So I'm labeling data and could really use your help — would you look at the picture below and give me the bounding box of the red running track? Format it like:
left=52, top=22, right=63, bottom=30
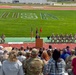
left=0, top=43, right=76, bottom=50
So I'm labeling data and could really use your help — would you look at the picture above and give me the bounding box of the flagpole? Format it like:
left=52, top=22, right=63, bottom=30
left=40, top=27, right=42, bottom=38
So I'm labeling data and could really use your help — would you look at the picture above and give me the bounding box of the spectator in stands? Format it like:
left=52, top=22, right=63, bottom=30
left=25, top=52, right=31, bottom=60
left=66, top=46, right=71, bottom=55
left=25, top=46, right=30, bottom=52
left=23, top=48, right=44, bottom=75
left=66, top=49, right=76, bottom=63
left=38, top=48, right=43, bottom=58
left=2, top=50, right=9, bottom=62
left=41, top=50, right=50, bottom=64
left=47, top=49, right=52, bottom=58
left=0, top=46, right=4, bottom=63
left=65, top=50, right=76, bottom=75
left=60, top=49, right=70, bottom=60
left=43, top=49, right=52, bottom=75
left=0, top=61, right=2, bottom=75
left=2, top=50, right=24, bottom=75
left=0, top=46, right=4, bottom=54
left=72, top=57, right=76, bottom=75
left=22, top=51, right=31, bottom=74
left=17, top=51, right=26, bottom=62
left=47, top=45, right=53, bottom=58
left=29, top=47, right=32, bottom=52
left=60, top=49, right=64, bottom=55
left=48, top=45, right=52, bottom=51
left=20, top=46, right=25, bottom=51
left=44, top=49, right=66, bottom=75
left=74, top=47, right=76, bottom=55
left=12, top=47, right=18, bottom=51
left=0, top=54, right=3, bottom=63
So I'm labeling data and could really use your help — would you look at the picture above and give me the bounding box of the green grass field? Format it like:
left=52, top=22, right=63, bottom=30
left=0, top=9, right=76, bottom=37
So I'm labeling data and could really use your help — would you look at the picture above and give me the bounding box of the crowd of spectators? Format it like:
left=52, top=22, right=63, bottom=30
left=0, top=45, right=76, bottom=75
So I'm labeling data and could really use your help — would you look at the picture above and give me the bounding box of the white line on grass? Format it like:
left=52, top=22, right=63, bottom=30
left=21, top=13, right=38, bottom=19
left=40, top=13, right=48, bottom=20
left=44, top=13, right=48, bottom=20
left=6, top=12, right=10, bottom=18
left=12, top=12, right=15, bottom=18
left=17, top=13, right=19, bottom=18
left=0, top=12, right=6, bottom=18
left=40, top=13, right=43, bottom=20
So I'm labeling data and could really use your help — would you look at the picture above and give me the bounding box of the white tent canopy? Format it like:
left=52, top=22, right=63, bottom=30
left=0, top=0, right=47, bottom=4
left=0, top=0, right=12, bottom=3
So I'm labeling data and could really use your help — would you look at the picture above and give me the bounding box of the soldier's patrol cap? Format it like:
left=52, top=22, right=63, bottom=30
left=26, top=51, right=31, bottom=56
left=31, top=48, right=39, bottom=55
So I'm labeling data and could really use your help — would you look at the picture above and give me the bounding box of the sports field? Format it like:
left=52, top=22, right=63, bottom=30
left=0, top=9, right=76, bottom=37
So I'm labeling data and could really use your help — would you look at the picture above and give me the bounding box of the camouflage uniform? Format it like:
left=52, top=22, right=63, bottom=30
left=24, top=49, right=44, bottom=75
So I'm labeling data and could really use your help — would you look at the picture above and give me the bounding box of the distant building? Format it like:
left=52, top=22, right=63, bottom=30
left=57, top=0, right=76, bottom=2
left=13, top=0, right=19, bottom=3
left=0, top=0, right=76, bottom=4
left=72, top=0, right=76, bottom=1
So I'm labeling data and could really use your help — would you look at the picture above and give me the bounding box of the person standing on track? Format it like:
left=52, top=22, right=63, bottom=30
left=1, top=34, right=5, bottom=43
